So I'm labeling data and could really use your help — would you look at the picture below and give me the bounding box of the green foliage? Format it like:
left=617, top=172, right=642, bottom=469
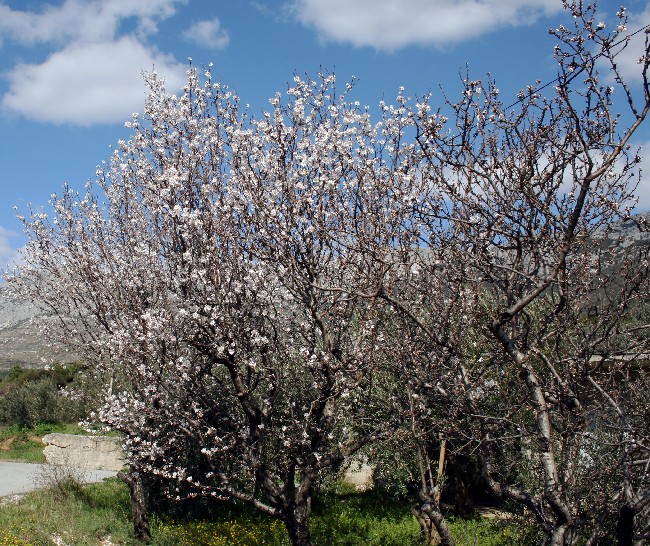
left=1, top=363, right=84, bottom=386
left=0, top=364, right=88, bottom=428
left=2, top=377, right=62, bottom=428
left=35, top=463, right=96, bottom=504
left=310, top=491, right=421, bottom=546
left=155, top=518, right=290, bottom=546
left=0, top=429, right=44, bottom=462
left=363, top=433, right=421, bottom=497
left=446, top=514, right=542, bottom=546
left=0, top=477, right=133, bottom=546
left=149, top=493, right=417, bottom=546
left=0, top=476, right=532, bottom=546
left=0, top=528, right=31, bottom=546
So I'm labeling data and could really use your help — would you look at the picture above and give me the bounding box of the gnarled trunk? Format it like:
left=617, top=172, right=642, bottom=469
left=412, top=497, right=455, bottom=546
left=118, top=466, right=151, bottom=543
left=282, top=502, right=313, bottom=546
left=616, top=504, right=634, bottom=546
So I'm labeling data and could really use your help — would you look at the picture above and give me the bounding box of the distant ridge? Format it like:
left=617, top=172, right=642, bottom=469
left=0, top=284, right=73, bottom=369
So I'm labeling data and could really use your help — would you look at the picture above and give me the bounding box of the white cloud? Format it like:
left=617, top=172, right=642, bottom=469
left=0, top=0, right=186, bottom=46
left=287, top=0, right=562, bottom=51
left=0, top=226, right=22, bottom=274
left=2, top=38, right=187, bottom=125
left=183, top=18, right=230, bottom=50
left=631, top=141, right=650, bottom=212
left=605, top=7, right=650, bottom=86
left=0, top=0, right=192, bottom=125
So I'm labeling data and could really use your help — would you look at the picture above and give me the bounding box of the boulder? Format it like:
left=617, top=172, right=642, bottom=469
left=341, top=460, right=374, bottom=492
left=42, top=433, right=125, bottom=471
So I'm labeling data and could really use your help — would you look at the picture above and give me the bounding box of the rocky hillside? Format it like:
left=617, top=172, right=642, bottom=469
left=598, top=211, right=650, bottom=244
left=0, top=284, right=73, bottom=369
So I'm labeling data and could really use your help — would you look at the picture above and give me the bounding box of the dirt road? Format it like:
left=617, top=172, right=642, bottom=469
left=0, top=461, right=116, bottom=496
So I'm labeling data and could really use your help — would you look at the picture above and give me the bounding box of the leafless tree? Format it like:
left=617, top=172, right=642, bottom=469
left=352, top=2, right=650, bottom=544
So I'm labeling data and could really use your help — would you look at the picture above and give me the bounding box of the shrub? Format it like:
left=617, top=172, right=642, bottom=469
left=0, top=364, right=87, bottom=428
left=35, top=462, right=91, bottom=503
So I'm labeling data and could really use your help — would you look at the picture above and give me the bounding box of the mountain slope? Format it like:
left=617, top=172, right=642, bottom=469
left=0, top=284, right=73, bottom=369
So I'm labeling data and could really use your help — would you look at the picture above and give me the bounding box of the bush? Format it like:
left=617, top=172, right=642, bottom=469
left=35, top=462, right=91, bottom=503
left=0, top=377, right=59, bottom=428
left=0, top=364, right=87, bottom=428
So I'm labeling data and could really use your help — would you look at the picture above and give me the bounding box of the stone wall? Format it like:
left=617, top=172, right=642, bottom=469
left=42, top=433, right=126, bottom=471
left=41, top=433, right=374, bottom=490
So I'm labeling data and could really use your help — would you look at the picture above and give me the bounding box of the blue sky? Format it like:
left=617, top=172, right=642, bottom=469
left=1, top=0, right=649, bottom=270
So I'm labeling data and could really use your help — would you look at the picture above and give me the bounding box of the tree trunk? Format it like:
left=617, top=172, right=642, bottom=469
left=412, top=499, right=455, bottom=546
left=282, top=503, right=313, bottom=546
left=549, top=524, right=568, bottom=546
left=453, top=473, right=474, bottom=517
left=118, top=466, right=151, bottom=543
left=616, top=504, right=634, bottom=546
left=447, top=453, right=476, bottom=518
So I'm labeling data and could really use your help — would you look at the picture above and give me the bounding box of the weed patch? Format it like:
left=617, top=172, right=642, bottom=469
left=0, top=478, right=535, bottom=545
left=0, top=528, right=31, bottom=546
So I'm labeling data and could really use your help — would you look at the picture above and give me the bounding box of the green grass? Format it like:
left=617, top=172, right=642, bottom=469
left=310, top=491, right=421, bottom=545
left=446, top=514, right=540, bottom=546
left=154, top=517, right=290, bottom=546
left=0, top=476, right=135, bottom=545
left=0, top=423, right=85, bottom=463
left=0, top=476, right=537, bottom=546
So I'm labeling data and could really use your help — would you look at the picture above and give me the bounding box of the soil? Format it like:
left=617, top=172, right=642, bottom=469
left=0, top=434, right=42, bottom=451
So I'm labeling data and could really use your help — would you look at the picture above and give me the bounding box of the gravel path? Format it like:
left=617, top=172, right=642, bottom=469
left=0, top=461, right=117, bottom=497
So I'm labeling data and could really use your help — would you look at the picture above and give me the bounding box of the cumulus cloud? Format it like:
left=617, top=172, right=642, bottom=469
left=0, top=0, right=193, bottom=125
left=183, top=18, right=230, bottom=50
left=604, top=7, right=650, bottom=86
left=0, top=0, right=184, bottom=46
left=0, top=226, right=21, bottom=274
left=2, top=38, right=186, bottom=125
left=287, top=0, right=562, bottom=51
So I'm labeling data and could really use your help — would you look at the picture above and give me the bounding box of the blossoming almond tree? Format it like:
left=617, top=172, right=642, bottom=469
left=9, top=68, right=418, bottom=546
left=9, top=2, right=650, bottom=545
left=352, top=3, right=650, bottom=544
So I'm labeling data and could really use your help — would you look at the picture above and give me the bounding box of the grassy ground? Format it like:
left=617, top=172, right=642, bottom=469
left=0, top=474, right=536, bottom=546
left=0, top=423, right=535, bottom=545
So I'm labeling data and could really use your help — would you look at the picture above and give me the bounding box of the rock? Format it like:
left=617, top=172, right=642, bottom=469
left=0, top=494, right=24, bottom=506
left=341, top=460, right=374, bottom=492
left=0, top=284, right=78, bottom=369
left=42, top=433, right=126, bottom=471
